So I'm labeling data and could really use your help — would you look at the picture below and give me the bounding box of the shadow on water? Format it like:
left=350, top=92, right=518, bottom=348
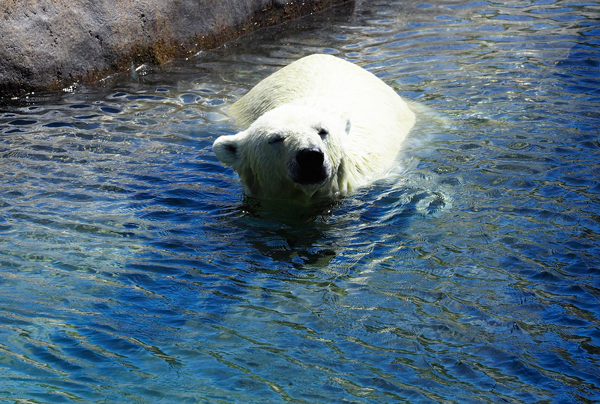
left=215, top=170, right=450, bottom=277
left=230, top=197, right=342, bottom=269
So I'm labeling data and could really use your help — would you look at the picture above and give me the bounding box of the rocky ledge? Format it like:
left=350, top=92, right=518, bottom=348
left=0, top=0, right=350, bottom=98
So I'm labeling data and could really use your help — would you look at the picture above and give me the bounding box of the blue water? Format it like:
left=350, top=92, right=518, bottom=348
left=1, top=0, right=599, bottom=402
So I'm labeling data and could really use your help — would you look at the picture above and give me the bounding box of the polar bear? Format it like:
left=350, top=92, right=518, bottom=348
left=213, top=54, right=415, bottom=203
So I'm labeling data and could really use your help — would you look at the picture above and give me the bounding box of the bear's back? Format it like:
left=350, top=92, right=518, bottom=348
left=229, top=54, right=409, bottom=126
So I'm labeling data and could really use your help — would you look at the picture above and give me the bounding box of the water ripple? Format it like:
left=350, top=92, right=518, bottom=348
left=1, top=0, right=600, bottom=402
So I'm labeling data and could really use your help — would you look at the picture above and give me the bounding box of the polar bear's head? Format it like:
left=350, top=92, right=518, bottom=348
left=213, top=104, right=351, bottom=202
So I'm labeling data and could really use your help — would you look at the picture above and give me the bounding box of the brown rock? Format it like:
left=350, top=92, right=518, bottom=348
left=0, top=0, right=350, bottom=98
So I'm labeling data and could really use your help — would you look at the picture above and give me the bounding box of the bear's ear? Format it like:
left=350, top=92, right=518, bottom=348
left=213, top=134, right=242, bottom=167
left=345, top=118, right=352, bottom=135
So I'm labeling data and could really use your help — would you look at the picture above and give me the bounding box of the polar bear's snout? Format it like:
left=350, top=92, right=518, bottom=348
left=291, top=147, right=328, bottom=185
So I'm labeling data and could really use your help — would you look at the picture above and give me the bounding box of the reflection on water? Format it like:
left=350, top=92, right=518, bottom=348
left=1, top=0, right=600, bottom=402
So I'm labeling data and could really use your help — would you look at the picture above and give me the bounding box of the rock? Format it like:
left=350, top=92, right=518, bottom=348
left=0, top=0, right=350, bottom=98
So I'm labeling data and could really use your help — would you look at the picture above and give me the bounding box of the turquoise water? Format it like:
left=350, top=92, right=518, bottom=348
left=1, top=0, right=599, bottom=402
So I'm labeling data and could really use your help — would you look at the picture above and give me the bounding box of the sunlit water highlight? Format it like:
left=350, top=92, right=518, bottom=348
left=1, top=0, right=599, bottom=402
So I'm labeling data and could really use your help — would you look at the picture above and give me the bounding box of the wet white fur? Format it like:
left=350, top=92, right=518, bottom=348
left=213, top=54, right=416, bottom=203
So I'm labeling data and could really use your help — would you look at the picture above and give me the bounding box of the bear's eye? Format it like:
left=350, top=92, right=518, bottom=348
left=268, top=134, right=284, bottom=145
left=318, top=128, right=329, bottom=138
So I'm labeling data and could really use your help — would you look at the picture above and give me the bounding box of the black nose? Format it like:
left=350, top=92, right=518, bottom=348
left=296, top=148, right=324, bottom=170
left=292, top=148, right=327, bottom=185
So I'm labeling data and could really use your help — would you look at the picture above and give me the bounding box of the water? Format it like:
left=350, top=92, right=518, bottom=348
left=1, top=0, right=599, bottom=402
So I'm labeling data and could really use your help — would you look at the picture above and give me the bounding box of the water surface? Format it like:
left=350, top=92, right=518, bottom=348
left=1, top=0, right=599, bottom=402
